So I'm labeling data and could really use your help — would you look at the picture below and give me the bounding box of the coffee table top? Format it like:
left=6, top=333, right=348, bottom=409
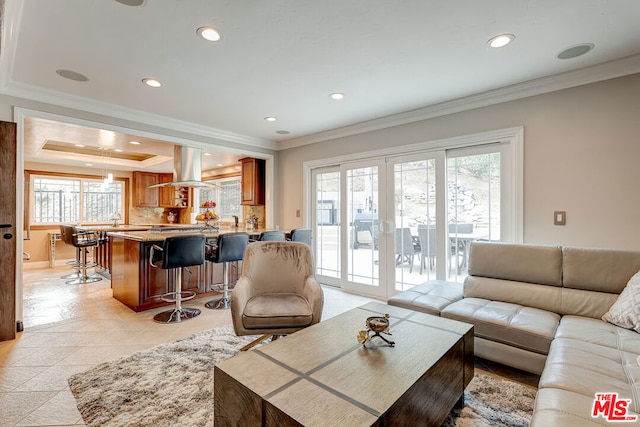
left=216, top=301, right=473, bottom=426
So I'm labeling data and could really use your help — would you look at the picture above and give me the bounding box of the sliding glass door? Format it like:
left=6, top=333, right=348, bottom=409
left=311, top=131, right=521, bottom=299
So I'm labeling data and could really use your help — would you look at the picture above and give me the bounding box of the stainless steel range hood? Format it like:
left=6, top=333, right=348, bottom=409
left=149, top=146, right=220, bottom=188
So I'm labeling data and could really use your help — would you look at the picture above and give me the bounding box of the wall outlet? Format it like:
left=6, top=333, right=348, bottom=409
left=296, top=209, right=301, bottom=218
left=554, top=211, right=566, bottom=225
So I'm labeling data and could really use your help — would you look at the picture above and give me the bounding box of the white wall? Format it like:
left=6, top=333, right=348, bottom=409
left=277, top=73, right=640, bottom=250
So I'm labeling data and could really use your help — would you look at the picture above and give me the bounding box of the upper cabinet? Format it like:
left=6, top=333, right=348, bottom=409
left=157, top=173, right=174, bottom=208
left=133, top=172, right=184, bottom=208
left=240, top=157, right=265, bottom=205
left=133, top=171, right=159, bottom=207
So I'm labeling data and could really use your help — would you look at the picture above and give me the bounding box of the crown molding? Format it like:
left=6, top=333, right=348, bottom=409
left=279, top=54, right=640, bottom=150
left=1, top=80, right=278, bottom=150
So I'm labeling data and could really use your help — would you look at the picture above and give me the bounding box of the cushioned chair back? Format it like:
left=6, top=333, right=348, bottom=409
left=213, top=232, right=249, bottom=263
left=61, top=225, right=75, bottom=245
left=242, top=241, right=313, bottom=294
left=259, top=231, right=286, bottom=241
left=160, top=235, right=206, bottom=270
left=290, top=228, right=311, bottom=246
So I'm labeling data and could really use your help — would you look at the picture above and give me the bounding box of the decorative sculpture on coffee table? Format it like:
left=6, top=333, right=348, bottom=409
left=358, top=313, right=395, bottom=347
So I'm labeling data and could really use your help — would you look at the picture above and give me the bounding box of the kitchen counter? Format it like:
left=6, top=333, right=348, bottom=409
left=108, top=227, right=270, bottom=242
left=109, top=227, right=274, bottom=312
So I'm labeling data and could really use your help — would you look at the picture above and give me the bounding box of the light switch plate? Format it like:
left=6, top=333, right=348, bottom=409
left=554, top=211, right=566, bottom=225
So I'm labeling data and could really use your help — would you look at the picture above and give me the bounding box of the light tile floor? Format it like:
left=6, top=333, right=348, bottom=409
left=2, top=266, right=538, bottom=426
left=1, top=266, right=374, bottom=426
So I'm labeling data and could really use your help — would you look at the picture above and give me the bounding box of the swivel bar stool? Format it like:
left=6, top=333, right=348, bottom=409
left=258, top=231, right=286, bottom=241
left=290, top=228, right=312, bottom=246
left=205, top=232, right=249, bottom=310
left=149, top=234, right=206, bottom=323
left=64, top=225, right=102, bottom=285
left=59, top=224, right=81, bottom=280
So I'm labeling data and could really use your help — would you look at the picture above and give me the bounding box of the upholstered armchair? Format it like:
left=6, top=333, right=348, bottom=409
left=230, top=241, right=324, bottom=350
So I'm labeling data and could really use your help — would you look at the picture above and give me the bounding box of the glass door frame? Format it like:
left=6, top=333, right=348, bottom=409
left=304, top=126, right=524, bottom=299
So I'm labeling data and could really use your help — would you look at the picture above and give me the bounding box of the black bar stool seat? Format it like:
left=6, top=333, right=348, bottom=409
left=205, top=232, right=249, bottom=310
left=150, top=235, right=206, bottom=323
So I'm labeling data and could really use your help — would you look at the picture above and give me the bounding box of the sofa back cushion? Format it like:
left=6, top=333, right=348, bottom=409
left=467, top=242, right=563, bottom=286
left=562, top=247, right=640, bottom=293
left=464, top=276, right=563, bottom=313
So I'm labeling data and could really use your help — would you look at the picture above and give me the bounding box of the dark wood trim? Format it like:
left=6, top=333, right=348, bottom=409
left=0, top=121, right=17, bottom=341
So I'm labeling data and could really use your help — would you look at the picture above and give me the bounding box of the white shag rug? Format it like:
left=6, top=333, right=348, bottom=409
left=69, top=324, right=536, bottom=426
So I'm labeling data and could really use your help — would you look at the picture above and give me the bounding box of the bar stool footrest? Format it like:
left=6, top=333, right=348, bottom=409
left=159, top=290, right=197, bottom=303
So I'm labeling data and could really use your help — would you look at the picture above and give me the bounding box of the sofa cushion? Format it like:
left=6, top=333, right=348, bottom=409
left=468, top=242, right=562, bottom=286
left=387, top=280, right=463, bottom=316
left=242, top=293, right=313, bottom=329
left=602, top=270, right=640, bottom=332
left=441, top=298, right=559, bottom=355
left=464, top=276, right=563, bottom=313
left=531, top=388, right=637, bottom=427
left=562, top=247, right=640, bottom=293
left=540, top=336, right=640, bottom=397
left=554, top=315, right=640, bottom=355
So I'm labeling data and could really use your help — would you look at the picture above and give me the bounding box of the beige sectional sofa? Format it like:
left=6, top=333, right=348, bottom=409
left=388, top=241, right=640, bottom=426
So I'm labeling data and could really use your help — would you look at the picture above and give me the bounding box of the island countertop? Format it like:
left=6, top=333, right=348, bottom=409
left=109, top=227, right=274, bottom=312
left=108, top=227, right=271, bottom=242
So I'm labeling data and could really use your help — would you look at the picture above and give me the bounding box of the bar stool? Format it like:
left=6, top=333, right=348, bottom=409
left=149, top=235, right=206, bottom=323
left=290, top=228, right=312, bottom=246
left=259, top=231, right=286, bottom=241
left=64, top=225, right=102, bottom=285
left=59, top=225, right=81, bottom=279
left=205, top=232, right=249, bottom=310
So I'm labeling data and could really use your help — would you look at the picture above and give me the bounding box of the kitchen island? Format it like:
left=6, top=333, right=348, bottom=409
left=109, top=227, right=268, bottom=312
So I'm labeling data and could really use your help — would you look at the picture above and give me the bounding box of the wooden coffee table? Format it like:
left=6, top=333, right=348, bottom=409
left=214, top=301, right=474, bottom=426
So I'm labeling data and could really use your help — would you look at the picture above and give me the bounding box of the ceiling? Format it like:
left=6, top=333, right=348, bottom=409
left=2, top=0, right=640, bottom=172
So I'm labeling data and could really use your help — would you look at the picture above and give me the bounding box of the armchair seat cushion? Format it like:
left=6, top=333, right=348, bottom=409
left=243, top=293, right=313, bottom=329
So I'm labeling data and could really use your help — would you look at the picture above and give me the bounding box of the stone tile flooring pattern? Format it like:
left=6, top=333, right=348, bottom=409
left=2, top=266, right=539, bottom=426
left=1, top=266, right=374, bottom=426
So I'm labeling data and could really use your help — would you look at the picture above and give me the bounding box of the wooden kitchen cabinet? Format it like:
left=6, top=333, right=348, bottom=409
left=240, top=157, right=265, bottom=205
left=133, top=171, right=159, bottom=207
left=110, top=236, right=238, bottom=312
left=158, top=173, right=175, bottom=207
left=133, top=172, right=177, bottom=208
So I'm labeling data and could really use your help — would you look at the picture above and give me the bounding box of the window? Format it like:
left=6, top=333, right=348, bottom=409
left=31, top=174, right=125, bottom=225
left=199, top=176, right=242, bottom=220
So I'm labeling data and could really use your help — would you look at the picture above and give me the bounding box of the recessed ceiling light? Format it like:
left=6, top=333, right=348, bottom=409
left=56, top=69, right=89, bottom=82
left=330, top=92, right=344, bottom=100
left=114, top=149, right=123, bottom=152
left=129, top=140, right=141, bottom=145
left=264, top=117, right=277, bottom=122
left=276, top=130, right=291, bottom=135
left=216, top=163, right=223, bottom=167
left=197, top=26, right=222, bottom=42
left=114, top=0, right=145, bottom=6
left=203, top=152, right=212, bottom=156
left=557, top=43, right=594, bottom=60
left=142, top=78, right=162, bottom=88
left=85, top=163, right=93, bottom=167
left=487, top=34, right=515, bottom=48
left=74, top=144, right=85, bottom=148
